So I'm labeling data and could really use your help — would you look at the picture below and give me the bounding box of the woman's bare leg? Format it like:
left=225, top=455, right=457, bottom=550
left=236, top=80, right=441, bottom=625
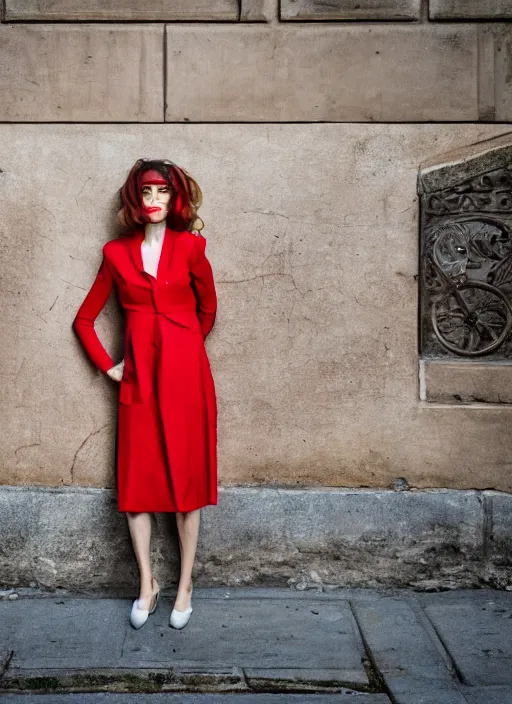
left=174, top=509, right=200, bottom=611
left=126, top=512, right=158, bottom=607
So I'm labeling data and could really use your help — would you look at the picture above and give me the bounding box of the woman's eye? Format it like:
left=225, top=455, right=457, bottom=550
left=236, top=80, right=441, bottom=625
left=158, top=188, right=169, bottom=193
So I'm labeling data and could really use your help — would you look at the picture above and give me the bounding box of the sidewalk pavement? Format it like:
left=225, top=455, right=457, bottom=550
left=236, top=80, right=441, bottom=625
left=0, top=586, right=511, bottom=704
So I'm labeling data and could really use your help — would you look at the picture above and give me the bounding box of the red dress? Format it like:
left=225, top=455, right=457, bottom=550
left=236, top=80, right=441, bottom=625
left=73, top=227, right=218, bottom=513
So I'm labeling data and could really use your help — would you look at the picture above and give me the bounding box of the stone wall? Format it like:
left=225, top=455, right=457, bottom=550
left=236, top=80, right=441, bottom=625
left=3, top=123, right=512, bottom=495
left=0, top=3, right=511, bottom=122
left=2, top=485, right=511, bottom=590
left=1, top=3, right=512, bottom=500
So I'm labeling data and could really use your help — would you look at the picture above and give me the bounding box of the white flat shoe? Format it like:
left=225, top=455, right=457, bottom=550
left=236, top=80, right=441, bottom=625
left=130, top=581, right=160, bottom=630
left=169, top=604, right=193, bottom=630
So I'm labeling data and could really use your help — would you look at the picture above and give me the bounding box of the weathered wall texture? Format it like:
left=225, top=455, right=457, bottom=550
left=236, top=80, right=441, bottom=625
left=164, top=24, right=479, bottom=122
left=1, top=2, right=512, bottom=503
left=2, top=485, right=511, bottom=590
left=1, top=124, right=512, bottom=494
left=429, top=0, right=512, bottom=20
left=0, top=17, right=511, bottom=122
left=0, top=25, right=164, bottom=122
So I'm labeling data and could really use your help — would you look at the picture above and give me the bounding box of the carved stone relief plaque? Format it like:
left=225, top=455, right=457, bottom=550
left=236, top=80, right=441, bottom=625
left=419, top=135, right=512, bottom=360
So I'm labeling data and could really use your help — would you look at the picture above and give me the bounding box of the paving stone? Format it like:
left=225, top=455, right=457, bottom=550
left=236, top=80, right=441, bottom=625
left=415, top=588, right=512, bottom=609
left=120, top=596, right=369, bottom=687
left=0, top=598, right=127, bottom=669
left=281, top=0, right=420, bottom=20
left=165, top=24, right=478, bottom=121
left=0, top=25, right=163, bottom=121
left=4, top=589, right=512, bottom=702
left=5, top=0, right=238, bottom=20
left=0, top=594, right=378, bottom=695
left=383, top=677, right=467, bottom=703
left=419, top=593, right=512, bottom=686
left=350, top=595, right=466, bottom=702
left=460, top=686, right=512, bottom=704
left=430, top=1, right=512, bottom=19
left=0, top=693, right=391, bottom=702
left=350, top=596, right=455, bottom=680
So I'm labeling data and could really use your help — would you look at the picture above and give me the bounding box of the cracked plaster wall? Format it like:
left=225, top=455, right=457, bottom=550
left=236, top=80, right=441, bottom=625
left=2, top=123, right=512, bottom=494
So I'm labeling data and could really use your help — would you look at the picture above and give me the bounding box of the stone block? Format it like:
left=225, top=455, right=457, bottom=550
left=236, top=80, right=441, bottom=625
left=165, top=25, right=478, bottom=121
left=478, top=25, right=497, bottom=121
left=493, top=26, right=512, bottom=122
left=5, top=0, right=238, bottom=20
left=485, top=490, right=512, bottom=565
left=470, top=26, right=512, bottom=122
left=420, top=360, right=512, bottom=404
left=0, top=25, right=163, bottom=121
left=0, top=485, right=490, bottom=589
left=200, top=487, right=484, bottom=556
left=421, top=595, right=512, bottom=685
left=430, top=1, right=512, bottom=20
left=0, top=487, right=138, bottom=590
left=241, top=0, right=276, bottom=21
left=281, top=0, right=420, bottom=20
left=461, top=686, right=512, bottom=704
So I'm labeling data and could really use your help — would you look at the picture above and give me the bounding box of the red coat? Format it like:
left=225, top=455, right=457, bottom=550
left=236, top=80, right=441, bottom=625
left=73, top=227, right=218, bottom=513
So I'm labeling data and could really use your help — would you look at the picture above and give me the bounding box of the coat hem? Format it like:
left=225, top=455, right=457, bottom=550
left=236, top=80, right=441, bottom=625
left=117, top=499, right=218, bottom=513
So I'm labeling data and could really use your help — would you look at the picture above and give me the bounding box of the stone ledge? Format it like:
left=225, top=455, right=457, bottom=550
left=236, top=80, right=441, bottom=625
left=5, top=0, right=239, bottom=21
left=165, top=24, right=478, bottom=122
left=281, top=0, right=420, bottom=21
left=2, top=485, right=510, bottom=591
left=0, top=25, right=164, bottom=122
left=430, top=0, right=512, bottom=20
left=419, top=360, right=512, bottom=405
left=419, top=131, right=512, bottom=194
left=241, top=0, right=276, bottom=21
left=487, top=491, right=512, bottom=563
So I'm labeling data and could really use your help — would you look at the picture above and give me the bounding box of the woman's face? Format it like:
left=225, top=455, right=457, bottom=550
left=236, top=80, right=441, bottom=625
left=140, top=180, right=171, bottom=224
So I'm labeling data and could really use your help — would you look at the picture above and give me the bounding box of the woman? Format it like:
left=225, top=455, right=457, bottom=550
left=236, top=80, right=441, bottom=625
left=73, top=159, right=218, bottom=631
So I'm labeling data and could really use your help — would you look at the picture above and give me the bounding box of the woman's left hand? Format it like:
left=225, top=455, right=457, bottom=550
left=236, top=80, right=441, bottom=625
left=106, top=359, right=125, bottom=382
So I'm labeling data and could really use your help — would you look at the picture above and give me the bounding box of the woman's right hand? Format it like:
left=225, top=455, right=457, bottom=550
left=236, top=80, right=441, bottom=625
left=106, top=359, right=124, bottom=382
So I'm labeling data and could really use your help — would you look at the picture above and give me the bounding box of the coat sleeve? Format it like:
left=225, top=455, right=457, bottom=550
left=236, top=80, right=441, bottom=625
left=190, top=234, right=217, bottom=339
left=72, top=251, right=115, bottom=374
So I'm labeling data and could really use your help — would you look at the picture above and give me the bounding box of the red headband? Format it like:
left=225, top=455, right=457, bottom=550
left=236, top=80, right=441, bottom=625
left=140, top=169, right=168, bottom=186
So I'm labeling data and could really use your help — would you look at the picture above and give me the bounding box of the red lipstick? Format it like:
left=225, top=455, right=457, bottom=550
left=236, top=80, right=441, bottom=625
left=145, top=206, right=161, bottom=213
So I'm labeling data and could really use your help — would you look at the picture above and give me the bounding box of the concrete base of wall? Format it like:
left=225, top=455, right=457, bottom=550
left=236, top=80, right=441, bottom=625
left=1, top=485, right=511, bottom=592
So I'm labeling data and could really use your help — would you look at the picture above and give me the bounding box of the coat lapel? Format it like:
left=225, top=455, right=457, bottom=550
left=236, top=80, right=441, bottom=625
left=127, top=229, right=145, bottom=276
